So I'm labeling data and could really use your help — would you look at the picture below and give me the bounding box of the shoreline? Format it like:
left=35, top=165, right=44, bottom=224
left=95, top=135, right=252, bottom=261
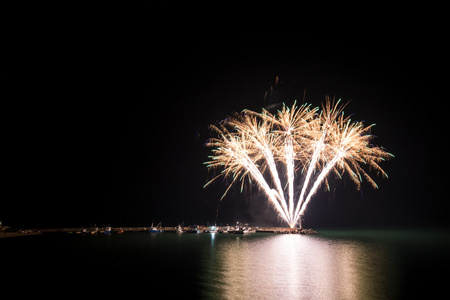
left=0, top=230, right=43, bottom=238
left=0, top=226, right=318, bottom=238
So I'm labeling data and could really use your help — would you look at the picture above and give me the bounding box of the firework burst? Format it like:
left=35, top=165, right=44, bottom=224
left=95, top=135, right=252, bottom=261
left=204, top=97, right=393, bottom=228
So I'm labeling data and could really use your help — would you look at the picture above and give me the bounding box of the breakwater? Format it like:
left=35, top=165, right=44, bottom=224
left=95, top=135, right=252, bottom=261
left=1, top=226, right=317, bottom=237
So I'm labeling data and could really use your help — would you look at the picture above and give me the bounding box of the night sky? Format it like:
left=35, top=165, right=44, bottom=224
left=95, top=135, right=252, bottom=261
left=4, top=10, right=446, bottom=228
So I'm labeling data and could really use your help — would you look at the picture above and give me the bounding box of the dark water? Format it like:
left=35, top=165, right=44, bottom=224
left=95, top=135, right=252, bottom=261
left=2, top=230, right=450, bottom=299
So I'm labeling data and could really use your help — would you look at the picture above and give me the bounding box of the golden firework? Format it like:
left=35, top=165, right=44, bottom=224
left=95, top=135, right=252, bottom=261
left=205, top=97, right=393, bottom=228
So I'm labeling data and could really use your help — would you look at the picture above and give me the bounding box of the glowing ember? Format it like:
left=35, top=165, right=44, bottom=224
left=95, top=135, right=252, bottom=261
left=204, top=97, right=393, bottom=228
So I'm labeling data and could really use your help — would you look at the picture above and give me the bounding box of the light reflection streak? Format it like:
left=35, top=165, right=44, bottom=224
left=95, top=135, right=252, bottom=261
left=199, top=235, right=392, bottom=299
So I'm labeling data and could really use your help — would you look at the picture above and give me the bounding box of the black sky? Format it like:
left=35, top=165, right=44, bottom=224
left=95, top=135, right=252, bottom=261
left=3, top=11, right=447, bottom=228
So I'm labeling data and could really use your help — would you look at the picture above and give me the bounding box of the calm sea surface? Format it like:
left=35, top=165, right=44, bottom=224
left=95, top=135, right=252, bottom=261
left=2, top=229, right=450, bottom=299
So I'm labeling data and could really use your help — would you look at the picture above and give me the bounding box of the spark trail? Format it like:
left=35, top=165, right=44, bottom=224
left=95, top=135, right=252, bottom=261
left=204, top=97, right=393, bottom=228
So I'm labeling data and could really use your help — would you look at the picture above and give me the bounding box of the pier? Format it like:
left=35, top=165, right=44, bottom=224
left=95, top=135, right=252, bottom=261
left=1, top=226, right=317, bottom=237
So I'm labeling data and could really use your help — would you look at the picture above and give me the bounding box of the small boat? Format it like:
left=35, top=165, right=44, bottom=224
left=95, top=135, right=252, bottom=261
left=90, top=226, right=99, bottom=235
left=102, top=225, right=112, bottom=234
left=243, top=228, right=256, bottom=234
left=222, top=225, right=231, bottom=233
left=208, top=225, right=218, bottom=233
left=117, top=228, right=124, bottom=234
left=149, top=222, right=164, bottom=233
left=176, top=224, right=183, bottom=233
left=184, top=225, right=200, bottom=233
left=230, top=224, right=243, bottom=234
